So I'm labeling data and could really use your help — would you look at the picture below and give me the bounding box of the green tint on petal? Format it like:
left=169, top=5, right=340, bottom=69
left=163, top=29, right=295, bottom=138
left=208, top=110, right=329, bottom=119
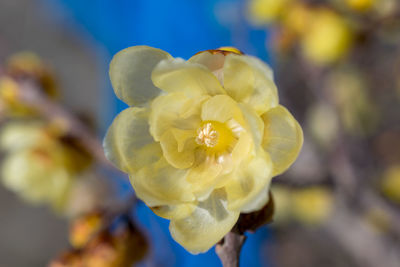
left=130, top=158, right=195, bottom=206
left=103, top=107, right=161, bottom=173
left=262, top=105, right=303, bottom=176
left=149, top=93, right=205, bottom=142
left=239, top=103, right=264, bottom=149
left=225, top=149, right=273, bottom=212
left=151, top=58, right=226, bottom=96
left=231, top=131, right=253, bottom=164
left=109, top=46, right=171, bottom=106
left=169, top=190, right=240, bottom=254
left=201, top=95, right=244, bottom=124
left=159, top=129, right=197, bottom=169
left=223, top=54, right=278, bottom=115
left=151, top=203, right=197, bottom=220
left=186, top=150, right=224, bottom=200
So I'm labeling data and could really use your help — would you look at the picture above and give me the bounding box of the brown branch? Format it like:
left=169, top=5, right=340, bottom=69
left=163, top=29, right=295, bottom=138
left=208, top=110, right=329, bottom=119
left=16, top=80, right=114, bottom=169
left=216, top=227, right=246, bottom=267
left=216, top=193, right=274, bottom=267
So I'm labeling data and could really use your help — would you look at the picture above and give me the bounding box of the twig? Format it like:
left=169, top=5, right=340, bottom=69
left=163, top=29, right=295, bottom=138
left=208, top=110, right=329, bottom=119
left=216, top=227, right=246, bottom=267
left=16, top=80, right=114, bottom=168
left=216, top=193, right=274, bottom=267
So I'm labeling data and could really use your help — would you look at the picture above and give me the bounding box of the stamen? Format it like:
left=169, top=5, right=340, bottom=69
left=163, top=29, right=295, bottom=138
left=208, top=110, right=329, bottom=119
left=196, top=123, right=219, bottom=147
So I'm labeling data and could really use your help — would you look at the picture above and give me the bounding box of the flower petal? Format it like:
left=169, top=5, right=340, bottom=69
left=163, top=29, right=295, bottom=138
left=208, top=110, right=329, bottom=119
left=201, top=95, right=244, bottom=124
left=151, top=203, right=197, bottom=220
left=185, top=150, right=225, bottom=200
left=109, top=46, right=171, bottom=106
left=224, top=149, right=273, bottom=212
left=151, top=58, right=226, bottom=96
left=239, top=103, right=264, bottom=149
left=159, top=128, right=197, bottom=169
left=261, top=105, right=303, bottom=176
left=130, top=157, right=195, bottom=206
left=169, top=190, right=239, bottom=254
left=103, top=107, right=161, bottom=173
left=0, top=122, right=43, bottom=152
left=188, top=51, right=226, bottom=72
left=149, top=92, right=206, bottom=141
left=223, top=54, right=278, bottom=115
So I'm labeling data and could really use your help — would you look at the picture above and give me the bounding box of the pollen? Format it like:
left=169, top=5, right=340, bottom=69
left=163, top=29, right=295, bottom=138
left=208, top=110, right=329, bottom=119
left=196, top=123, right=219, bottom=147
left=195, top=121, right=236, bottom=153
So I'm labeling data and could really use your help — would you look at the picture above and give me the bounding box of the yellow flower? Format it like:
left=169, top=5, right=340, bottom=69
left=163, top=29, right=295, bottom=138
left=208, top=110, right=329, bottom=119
left=381, top=166, right=400, bottom=204
left=6, top=52, right=58, bottom=98
left=0, top=77, right=36, bottom=116
left=0, top=121, right=89, bottom=211
left=300, top=9, right=353, bottom=65
left=69, top=212, right=103, bottom=248
left=344, top=0, right=375, bottom=11
left=272, top=185, right=334, bottom=225
left=104, top=46, right=303, bottom=253
left=247, top=0, right=293, bottom=25
left=291, top=187, right=333, bottom=225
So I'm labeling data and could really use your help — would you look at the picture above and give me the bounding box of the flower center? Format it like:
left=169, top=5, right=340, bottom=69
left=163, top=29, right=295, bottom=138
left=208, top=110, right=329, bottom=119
left=195, top=121, right=236, bottom=153
left=196, top=123, right=218, bottom=148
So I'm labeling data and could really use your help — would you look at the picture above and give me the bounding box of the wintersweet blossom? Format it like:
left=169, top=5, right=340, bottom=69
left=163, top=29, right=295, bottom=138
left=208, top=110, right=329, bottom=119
left=104, top=46, right=303, bottom=253
left=0, top=121, right=90, bottom=211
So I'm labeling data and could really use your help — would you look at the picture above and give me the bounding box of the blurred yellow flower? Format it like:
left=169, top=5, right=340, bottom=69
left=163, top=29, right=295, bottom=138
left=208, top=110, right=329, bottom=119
left=69, top=212, right=103, bottom=249
left=328, top=68, right=379, bottom=136
left=51, top=220, right=147, bottom=267
left=345, top=0, right=375, bottom=11
left=0, top=77, right=35, bottom=116
left=300, top=9, right=353, bottom=65
left=6, top=52, right=58, bottom=98
left=0, top=121, right=89, bottom=211
left=292, top=187, right=333, bottom=225
left=247, top=0, right=293, bottom=25
left=307, top=103, right=339, bottom=148
left=381, top=166, right=400, bottom=204
left=272, top=185, right=334, bottom=225
left=104, top=46, right=303, bottom=253
left=283, top=3, right=312, bottom=35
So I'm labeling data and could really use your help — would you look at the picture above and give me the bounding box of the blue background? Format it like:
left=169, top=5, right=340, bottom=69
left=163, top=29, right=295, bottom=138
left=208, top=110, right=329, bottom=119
left=43, top=0, right=273, bottom=266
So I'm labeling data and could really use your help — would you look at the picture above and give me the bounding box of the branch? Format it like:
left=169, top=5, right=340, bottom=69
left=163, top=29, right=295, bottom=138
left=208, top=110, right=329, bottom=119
left=216, top=193, right=274, bottom=267
left=15, top=80, right=114, bottom=169
left=216, top=227, right=246, bottom=267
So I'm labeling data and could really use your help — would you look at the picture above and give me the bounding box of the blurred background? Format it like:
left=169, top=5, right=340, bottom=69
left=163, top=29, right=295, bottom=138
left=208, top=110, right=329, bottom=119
left=0, top=0, right=399, bottom=266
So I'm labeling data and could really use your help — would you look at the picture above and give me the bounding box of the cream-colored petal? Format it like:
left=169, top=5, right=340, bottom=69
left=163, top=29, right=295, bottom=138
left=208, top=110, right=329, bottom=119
left=1, top=149, right=72, bottom=209
left=149, top=93, right=205, bottom=141
left=261, top=105, right=303, bottom=176
left=223, top=54, right=278, bottom=115
left=201, top=95, right=244, bottom=124
left=151, top=58, right=226, bottom=96
left=185, top=150, right=224, bottom=200
left=109, top=46, right=171, bottom=106
left=231, top=131, right=253, bottom=165
left=151, top=203, right=197, bottom=220
left=240, top=184, right=270, bottom=213
left=130, top=157, right=195, bottom=206
left=239, top=103, right=264, bottom=148
left=224, top=149, right=273, bottom=212
left=0, top=122, right=43, bottom=152
left=169, top=190, right=240, bottom=254
left=103, top=107, right=161, bottom=173
left=159, top=129, right=197, bottom=169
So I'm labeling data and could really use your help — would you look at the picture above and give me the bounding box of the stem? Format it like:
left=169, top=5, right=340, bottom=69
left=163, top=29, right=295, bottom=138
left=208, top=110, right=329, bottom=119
left=215, top=226, right=246, bottom=267
left=16, top=80, right=114, bottom=168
